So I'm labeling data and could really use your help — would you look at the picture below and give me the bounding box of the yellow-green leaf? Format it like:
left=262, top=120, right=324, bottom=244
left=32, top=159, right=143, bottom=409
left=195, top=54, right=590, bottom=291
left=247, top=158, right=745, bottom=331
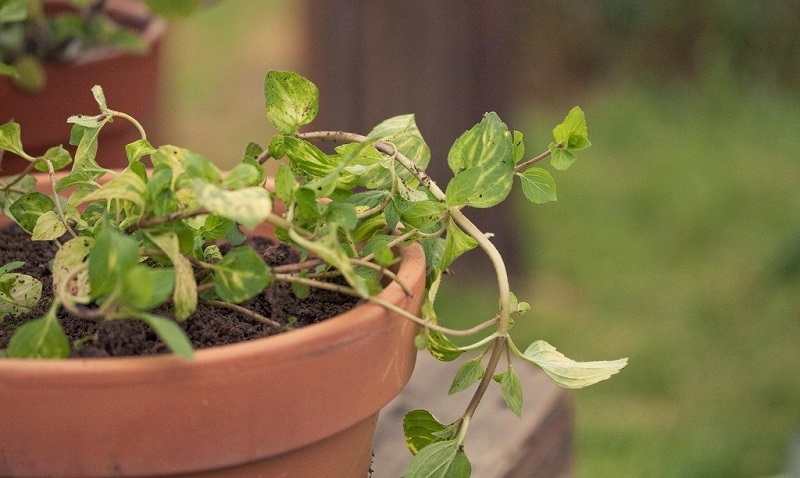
left=521, top=340, right=628, bottom=389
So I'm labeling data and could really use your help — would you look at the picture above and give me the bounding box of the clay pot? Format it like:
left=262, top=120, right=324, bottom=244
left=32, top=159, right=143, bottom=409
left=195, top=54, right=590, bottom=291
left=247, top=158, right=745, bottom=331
left=0, top=175, right=426, bottom=476
left=0, top=1, right=166, bottom=174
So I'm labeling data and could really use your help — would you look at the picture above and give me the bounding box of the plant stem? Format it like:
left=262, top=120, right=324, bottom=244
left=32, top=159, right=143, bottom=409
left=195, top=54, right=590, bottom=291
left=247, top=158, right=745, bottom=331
left=273, top=273, right=498, bottom=337
left=514, top=149, right=551, bottom=172
left=200, top=299, right=284, bottom=330
left=46, top=161, right=77, bottom=238
left=297, top=131, right=446, bottom=202
left=109, top=110, right=147, bottom=141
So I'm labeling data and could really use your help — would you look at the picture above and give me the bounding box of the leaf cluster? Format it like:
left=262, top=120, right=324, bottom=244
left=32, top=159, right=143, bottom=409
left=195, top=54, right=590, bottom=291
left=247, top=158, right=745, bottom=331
left=0, top=70, right=625, bottom=477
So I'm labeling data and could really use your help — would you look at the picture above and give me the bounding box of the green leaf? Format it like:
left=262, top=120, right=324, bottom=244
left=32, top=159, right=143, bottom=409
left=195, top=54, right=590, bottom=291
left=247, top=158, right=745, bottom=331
left=0, top=261, right=23, bottom=276
left=9, top=192, right=55, bottom=232
left=325, top=202, right=359, bottom=231
left=91, top=85, right=108, bottom=112
left=401, top=200, right=447, bottom=230
left=549, top=106, right=590, bottom=171
left=552, top=106, right=590, bottom=150
left=31, top=211, right=66, bottom=241
left=291, top=280, right=310, bottom=299
left=122, top=265, right=175, bottom=311
left=265, top=70, right=319, bottom=134
left=146, top=232, right=197, bottom=321
left=7, top=312, right=69, bottom=359
left=200, top=215, right=235, bottom=241
left=126, top=139, right=156, bottom=164
left=368, top=114, right=431, bottom=183
left=518, top=167, right=557, bottom=204
left=441, top=221, right=478, bottom=270
left=427, top=330, right=464, bottom=362
left=222, top=162, right=263, bottom=189
left=445, top=112, right=515, bottom=208
left=193, top=180, right=272, bottom=230
left=1, top=174, right=35, bottom=215
left=493, top=367, right=523, bottom=417
left=282, top=136, right=337, bottom=178
left=88, top=225, right=140, bottom=300
left=513, top=130, right=525, bottom=163
left=57, top=123, right=110, bottom=192
left=135, top=312, right=194, bottom=360
left=521, top=340, right=628, bottom=389
left=213, top=247, right=272, bottom=303
left=0, top=273, right=42, bottom=318
left=548, top=147, right=576, bottom=172
left=0, top=0, right=29, bottom=22
left=274, top=163, right=296, bottom=202
left=52, top=236, right=93, bottom=303
left=267, top=135, right=286, bottom=159
left=81, top=168, right=149, bottom=209
left=0, top=121, right=27, bottom=157
left=448, top=358, right=485, bottom=394
left=403, top=440, right=471, bottom=478
left=403, top=409, right=452, bottom=455
left=33, top=146, right=72, bottom=172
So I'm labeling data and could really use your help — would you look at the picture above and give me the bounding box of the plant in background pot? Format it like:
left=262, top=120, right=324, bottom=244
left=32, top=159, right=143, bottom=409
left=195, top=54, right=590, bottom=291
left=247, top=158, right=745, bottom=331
left=0, top=70, right=627, bottom=477
left=0, top=0, right=211, bottom=174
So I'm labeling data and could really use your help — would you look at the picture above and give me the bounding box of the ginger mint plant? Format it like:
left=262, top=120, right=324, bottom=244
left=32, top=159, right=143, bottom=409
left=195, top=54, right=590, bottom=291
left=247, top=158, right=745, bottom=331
left=0, top=0, right=208, bottom=92
left=0, top=70, right=626, bottom=477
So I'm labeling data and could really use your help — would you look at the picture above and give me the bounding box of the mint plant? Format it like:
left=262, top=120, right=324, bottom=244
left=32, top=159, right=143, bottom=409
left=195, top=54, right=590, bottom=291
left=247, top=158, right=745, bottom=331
left=0, top=70, right=626, bottom=477
left=0, top=0, right=205, bottom=92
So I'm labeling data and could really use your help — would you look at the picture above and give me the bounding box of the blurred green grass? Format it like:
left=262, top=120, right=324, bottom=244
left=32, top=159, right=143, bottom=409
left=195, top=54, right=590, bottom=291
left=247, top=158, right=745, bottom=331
left=439, top=73, right=800, bottom=476
left=156, top=3, right=800, bottom=476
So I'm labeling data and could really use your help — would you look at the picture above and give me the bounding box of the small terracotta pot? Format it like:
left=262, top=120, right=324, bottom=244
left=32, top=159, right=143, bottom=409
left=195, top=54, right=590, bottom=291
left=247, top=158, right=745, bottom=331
left=0, top=174, right=425, bottom=477
left=0, top=1, right=166, bottom=174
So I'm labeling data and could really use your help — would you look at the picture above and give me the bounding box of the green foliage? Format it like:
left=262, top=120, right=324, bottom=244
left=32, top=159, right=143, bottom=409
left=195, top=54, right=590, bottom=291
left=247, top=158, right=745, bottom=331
left=549, top=106, right=590, bottom=171
left=0, top=70, right=622, bottom=478
left=403, top=440, right=472, bottom=478
left=7, top=306, right=69, bottom=359
left=448, top=358, right=485, bottom=394
left=493, top=367, right=523, bottom=417
left=445, top=113, right=515, bottom=208
left=211, top=247, right=271, bottom=303
left=265, top=70, right=319, bottom=134
left=0, top=262, right=42, bottom=317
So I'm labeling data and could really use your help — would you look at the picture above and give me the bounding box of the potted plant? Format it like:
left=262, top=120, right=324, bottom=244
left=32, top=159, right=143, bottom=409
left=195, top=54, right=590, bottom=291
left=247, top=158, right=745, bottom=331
left=0, top=0, right=208, bottom=174
left=0, top=70, right=627, bottom=477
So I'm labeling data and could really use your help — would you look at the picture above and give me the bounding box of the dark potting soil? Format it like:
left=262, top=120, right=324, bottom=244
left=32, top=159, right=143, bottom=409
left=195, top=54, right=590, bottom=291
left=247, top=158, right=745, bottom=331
left=0, top=224, right=359, bottom=358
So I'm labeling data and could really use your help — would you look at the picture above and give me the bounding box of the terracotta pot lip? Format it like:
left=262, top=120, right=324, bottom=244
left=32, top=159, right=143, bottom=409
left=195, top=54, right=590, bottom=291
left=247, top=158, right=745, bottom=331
left=0, top=238, right=425, bottom=371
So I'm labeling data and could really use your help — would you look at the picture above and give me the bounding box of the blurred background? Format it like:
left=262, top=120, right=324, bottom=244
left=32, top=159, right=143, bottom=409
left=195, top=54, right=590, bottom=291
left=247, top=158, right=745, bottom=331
left=152, top=1, right=799, bottom=476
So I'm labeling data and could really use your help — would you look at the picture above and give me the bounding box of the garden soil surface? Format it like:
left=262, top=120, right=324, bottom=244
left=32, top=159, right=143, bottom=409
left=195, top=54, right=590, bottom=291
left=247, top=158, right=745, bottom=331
left=0, top=224, right=358, bottom=357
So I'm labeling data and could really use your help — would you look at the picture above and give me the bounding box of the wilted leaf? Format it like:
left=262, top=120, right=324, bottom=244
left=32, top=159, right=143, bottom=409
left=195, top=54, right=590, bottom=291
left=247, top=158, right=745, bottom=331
left=521, top=340, right=628, bottom=389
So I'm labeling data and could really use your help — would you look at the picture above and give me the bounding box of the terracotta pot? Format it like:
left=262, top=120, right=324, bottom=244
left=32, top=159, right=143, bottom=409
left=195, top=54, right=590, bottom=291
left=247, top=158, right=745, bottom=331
left=0, top=1, right=166, bottom=174
left=0, top=174, right=426, bottom=476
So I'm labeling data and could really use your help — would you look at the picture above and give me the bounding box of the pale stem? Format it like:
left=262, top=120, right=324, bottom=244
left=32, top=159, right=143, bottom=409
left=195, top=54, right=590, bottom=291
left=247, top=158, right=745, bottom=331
left=514, top=149, right=552, bottom=172
left=273, top=272, right=499, bottom=338
left=46, top=161, right=77, bottom=238
left=109, top=110, right=147, bottom=141
left=200, top=299, right=284, bottom=330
